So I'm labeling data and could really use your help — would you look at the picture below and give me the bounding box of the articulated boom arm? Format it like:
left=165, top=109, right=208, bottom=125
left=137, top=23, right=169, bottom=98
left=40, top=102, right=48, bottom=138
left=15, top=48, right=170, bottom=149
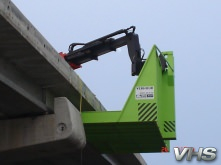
left=61, top=26, right=144, bottom=76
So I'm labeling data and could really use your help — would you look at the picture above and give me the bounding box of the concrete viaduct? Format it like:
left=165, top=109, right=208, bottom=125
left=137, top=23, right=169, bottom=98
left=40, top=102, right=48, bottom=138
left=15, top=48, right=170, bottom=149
left=0, top=0, right=146, bottom=164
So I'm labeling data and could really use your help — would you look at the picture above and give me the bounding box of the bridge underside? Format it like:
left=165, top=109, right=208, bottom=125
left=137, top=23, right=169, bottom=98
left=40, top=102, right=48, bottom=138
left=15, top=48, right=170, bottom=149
left=0, top=0, right=145, bottom=164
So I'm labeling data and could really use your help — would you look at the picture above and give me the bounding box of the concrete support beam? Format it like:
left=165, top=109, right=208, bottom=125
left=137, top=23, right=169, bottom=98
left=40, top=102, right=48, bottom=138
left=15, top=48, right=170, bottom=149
left=0, top=0, right=106, bottom=117
left=0, top=97, right=86, bottom=162
left=0, top=58, right=51, bottom=117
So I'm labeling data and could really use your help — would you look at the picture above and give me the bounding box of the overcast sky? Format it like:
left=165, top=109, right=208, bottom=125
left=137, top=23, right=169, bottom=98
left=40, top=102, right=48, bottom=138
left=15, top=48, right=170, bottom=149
left=12, top=1, right=220, bottom=164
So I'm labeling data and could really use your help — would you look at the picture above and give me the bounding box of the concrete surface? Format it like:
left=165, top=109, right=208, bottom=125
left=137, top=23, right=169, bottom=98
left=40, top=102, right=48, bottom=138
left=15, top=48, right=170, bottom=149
left=0, top=97, right=86, bottom=162
left=0, top=0, right=146, bottom=164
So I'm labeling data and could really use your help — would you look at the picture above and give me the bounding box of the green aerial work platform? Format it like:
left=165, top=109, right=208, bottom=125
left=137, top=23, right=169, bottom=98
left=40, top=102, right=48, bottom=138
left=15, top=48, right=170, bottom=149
left=81, top=45, right=176, bottom=154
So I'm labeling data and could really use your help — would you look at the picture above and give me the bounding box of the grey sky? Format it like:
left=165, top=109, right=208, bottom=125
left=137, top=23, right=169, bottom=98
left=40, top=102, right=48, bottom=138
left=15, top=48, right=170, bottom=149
left=12, top=1, right=221, bottom=164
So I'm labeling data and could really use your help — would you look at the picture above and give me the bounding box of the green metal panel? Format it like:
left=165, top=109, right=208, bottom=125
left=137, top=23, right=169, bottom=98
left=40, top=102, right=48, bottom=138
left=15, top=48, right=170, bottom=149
left=81, top=45, right=175, bottom=153
left=157, top=51, right=175, bottom=140
left=84, top=122, right=166, bottom=153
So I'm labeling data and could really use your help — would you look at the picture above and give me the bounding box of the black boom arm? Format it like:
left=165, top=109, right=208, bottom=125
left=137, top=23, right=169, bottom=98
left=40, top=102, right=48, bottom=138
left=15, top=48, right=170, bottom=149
left=63, top=26, right=145, bottom=76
